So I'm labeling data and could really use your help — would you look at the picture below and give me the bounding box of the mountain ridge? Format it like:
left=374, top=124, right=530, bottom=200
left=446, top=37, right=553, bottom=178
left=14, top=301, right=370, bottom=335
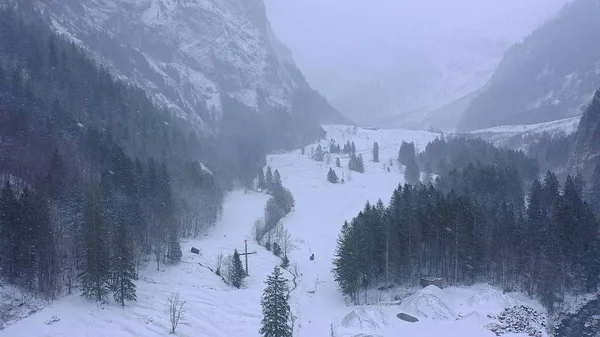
left=34, top=0, right=347, bottom=140
left=458, top=0, right=600, bottom=131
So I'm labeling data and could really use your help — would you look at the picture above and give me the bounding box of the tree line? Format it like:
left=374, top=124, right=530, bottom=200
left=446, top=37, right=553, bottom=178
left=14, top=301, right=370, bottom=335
left=254, top=167, right=295, bottom=268
left=418, top=137, right=539, bottom=181
left=333, top=163, right=600, bottom=310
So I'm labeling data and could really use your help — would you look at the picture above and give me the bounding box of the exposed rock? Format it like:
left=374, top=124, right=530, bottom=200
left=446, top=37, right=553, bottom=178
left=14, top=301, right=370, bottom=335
left=33, top=0, right=348, bottom=138
left=485, top=305, right=545, bottom=336
left=396, top=313, right=419, bottom=323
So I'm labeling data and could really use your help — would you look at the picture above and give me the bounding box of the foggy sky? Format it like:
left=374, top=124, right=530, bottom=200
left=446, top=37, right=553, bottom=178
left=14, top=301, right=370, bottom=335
left=264, top=0, right=570, bottom=98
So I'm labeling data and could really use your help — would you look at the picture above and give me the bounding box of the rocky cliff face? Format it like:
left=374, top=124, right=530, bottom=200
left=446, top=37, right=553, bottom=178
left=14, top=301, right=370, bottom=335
left=459, top=0, right=600, bottom=131
left=34, top=0, right=345, bottom=138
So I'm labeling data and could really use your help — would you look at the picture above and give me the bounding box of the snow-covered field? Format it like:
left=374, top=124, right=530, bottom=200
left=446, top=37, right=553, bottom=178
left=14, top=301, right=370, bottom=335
left=0, top=125, right=550, bottom=336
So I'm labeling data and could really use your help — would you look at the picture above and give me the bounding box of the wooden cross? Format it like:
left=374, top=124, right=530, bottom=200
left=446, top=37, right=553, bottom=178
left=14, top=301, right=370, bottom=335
left=240, top=239, right=257, bottom=276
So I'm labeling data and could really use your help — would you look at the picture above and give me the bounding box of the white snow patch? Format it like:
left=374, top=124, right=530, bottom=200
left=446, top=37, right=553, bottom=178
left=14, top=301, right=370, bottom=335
left=399, top=286, right=456, bottom=320
left=332, top=307, right=388, bottom=337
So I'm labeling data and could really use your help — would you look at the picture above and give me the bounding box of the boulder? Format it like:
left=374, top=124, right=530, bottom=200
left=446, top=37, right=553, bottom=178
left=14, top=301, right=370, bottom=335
left=397, top=313, right=419, bottom=323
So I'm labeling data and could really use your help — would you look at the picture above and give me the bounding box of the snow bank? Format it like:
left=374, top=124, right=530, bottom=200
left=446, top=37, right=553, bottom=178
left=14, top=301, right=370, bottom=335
left=465, top=285, right=519, bottom=314
left=332, top=307, right=388, bottom=337
left=399, top=285, right=456, bottom=320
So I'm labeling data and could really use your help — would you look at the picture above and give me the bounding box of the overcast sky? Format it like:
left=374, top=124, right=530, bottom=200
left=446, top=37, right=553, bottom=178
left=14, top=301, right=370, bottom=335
left=264, top=0, right=570, bottom=96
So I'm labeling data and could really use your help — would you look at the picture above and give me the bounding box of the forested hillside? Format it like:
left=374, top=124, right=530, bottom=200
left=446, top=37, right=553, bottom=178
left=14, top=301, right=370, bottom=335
left=334, top=136, right=600, bottom=311
left=0, top=7, right=236, bottom=302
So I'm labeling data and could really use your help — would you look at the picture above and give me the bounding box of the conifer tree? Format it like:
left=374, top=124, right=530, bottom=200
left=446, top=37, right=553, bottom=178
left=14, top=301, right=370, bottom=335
left=327, top=168, right=339, bottom=184
left=32, top=190, right=58, bottom=300
left=398, top=141, right=416, bottom=165
left=0, top=181, right=20, bottom=282
left=257, top=168, right=267, bottom=191
left=336, top=157, right=341, bottom=168
left=332, top=220, right=362, bottom=303
left=314, top=144, right=324, bottom=162
left=259, top=266, right=291, bottom=337
left=166, top=232, right=182, bottom=264
left=266, top=167, right=274, bottom=193
left=273, top=169, right=283, bottom=191
left=404, top=159, right=420, bottom=185
left=329, top=140, right=339, bottom=154
left=111, top=218, right=137, bottom=306
left=357, top=154, right=365, bottom=173
left=372, top=142, right=379, bottom=162
left=229, top=249, right=246, bottom=288
left=80, top=192, right=111, bottom=302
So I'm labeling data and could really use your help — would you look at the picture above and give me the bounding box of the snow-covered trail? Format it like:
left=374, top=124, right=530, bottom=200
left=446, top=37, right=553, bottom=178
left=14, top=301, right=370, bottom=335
left=269, top=126, right=439, bottom=336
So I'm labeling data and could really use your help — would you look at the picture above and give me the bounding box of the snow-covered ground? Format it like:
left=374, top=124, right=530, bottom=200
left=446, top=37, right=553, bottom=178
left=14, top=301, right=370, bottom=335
left=0, top=125, right=551, bottom=336
left=468, top=116, right=580, bottom=149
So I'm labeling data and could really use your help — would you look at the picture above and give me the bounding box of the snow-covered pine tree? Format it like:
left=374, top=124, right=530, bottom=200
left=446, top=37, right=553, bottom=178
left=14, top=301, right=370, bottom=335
left=336, top=157, right=341, bottom=167
left=80, top=192, right=111, bottom=302
left=266, top=167, right=274, bottom=193
left=111, top=218, right=137, bottom=306
left=404, top=159, right=420, bottom=185
left=229, top=249, right=246, bottom=288
left=273, top=169, right=283, bottom=191
left=259, top=266, right=292, bottom=337
left=314, top=144, right=324, bottom=162
left=357, top=154, right=364, bottom=173
left=327, top=168, right=339, bottom=184
left=398, top=141, right=416, bottom=165
left=372, top=142, right=379, bottom=162
left=166, top=232, right=182, bottom=264
left=257, top=168, right=267, bottom=191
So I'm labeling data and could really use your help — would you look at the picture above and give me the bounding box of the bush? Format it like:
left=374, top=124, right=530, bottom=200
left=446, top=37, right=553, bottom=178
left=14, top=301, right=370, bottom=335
left=281, top=255, right=289, bottom=268
left=273, top=242, right=282, bottom=257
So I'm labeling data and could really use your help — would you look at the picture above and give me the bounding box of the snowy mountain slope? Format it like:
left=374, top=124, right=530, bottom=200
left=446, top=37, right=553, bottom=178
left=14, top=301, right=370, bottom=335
left=1, top=125, right=549, bottom=337
left=34, top=0, right=343, bottom=133
left=265, top=0, right=568, bottom=131
left=468, top=116, right=580, bottom=148
left=331, top=38, right=505, bottom=129
left=459, top=0, right=600, bottom=131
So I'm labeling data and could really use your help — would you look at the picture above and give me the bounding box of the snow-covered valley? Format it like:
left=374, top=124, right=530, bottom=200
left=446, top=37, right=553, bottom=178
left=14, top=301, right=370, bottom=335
left=0, top=125, right=559, bottom=336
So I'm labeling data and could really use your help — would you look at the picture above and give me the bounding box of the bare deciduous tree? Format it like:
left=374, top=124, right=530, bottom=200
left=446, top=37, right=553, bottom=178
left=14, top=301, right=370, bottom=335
left=273, top=225, right=295, bottom=259
left=215, top=252, right=224, bottom=276
left=253, top=218, right=265, bottom=244
left=168, top=292, right=185, bottom=334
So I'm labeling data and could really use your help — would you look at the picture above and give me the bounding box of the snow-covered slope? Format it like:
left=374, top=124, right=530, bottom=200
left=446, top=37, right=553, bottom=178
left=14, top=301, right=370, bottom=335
left=332, top=37, right=506, bottom=130
left=35, top=0, right=342, bottom=132
left=0, top=125, right=550, bottom=337
left=469, top=116, right=580, bottom=148
left=459, top=0, right=600, bottom=131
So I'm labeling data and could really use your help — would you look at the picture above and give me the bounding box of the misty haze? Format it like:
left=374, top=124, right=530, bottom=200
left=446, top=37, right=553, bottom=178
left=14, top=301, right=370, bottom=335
left=1, top=0, right=600, bottom=336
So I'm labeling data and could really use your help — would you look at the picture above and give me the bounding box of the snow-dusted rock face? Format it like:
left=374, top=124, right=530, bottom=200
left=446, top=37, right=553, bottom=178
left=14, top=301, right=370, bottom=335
left=459, top=0, right=600, bottom=131
left=35, top=0, right=341, bottom=132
